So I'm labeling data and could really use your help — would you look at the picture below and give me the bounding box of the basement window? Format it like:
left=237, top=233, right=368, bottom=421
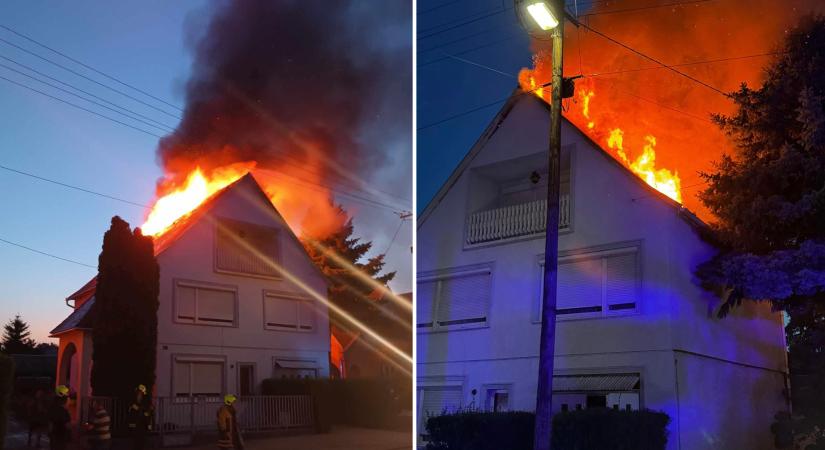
left=263, top=291, right=315, bottom=332
left=215, top=218, right=280, bottom=278
left=417, top=266, right=491, bottom=332
left=174, top=280, right=237, bottom=327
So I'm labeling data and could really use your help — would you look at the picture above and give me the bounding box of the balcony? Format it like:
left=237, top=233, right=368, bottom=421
left=466, top=195, right=570, bottom=245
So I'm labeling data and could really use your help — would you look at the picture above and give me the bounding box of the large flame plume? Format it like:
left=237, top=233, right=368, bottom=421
left=143, top=1, right=409, bottom=238
left=519, top=0, right=825, bottom=218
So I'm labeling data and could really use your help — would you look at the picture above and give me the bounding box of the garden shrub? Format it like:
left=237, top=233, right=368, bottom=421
left=425, top=409, right=670, bottom=450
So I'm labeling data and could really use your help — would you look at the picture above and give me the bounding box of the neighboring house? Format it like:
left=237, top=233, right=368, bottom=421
left=416, top=92, right=789, bottom=450
left=50, top=174, right=330, bottom=420
left=342, top=292, right=412, bottom=379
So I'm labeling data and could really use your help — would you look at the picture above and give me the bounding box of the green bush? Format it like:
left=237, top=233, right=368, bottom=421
left=0, top=354, right=14, bottom=446
left=426, top=411, right=535, bottom=450
left=261, top=377, right=410, bottom=431
left=425, top=409, right=670, bottom=450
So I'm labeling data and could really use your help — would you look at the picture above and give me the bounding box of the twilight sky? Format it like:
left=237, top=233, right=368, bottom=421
left=0, top=1, right=412, bottom=342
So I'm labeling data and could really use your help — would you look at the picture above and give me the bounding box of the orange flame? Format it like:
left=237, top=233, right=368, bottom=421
left=141, top=163, right=255, bottom=236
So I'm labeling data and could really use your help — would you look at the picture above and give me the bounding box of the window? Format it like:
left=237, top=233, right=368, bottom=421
left=538, top=246, right=639, bottom=319
left=485, top=387, right=510, bottom=412
left=273, top=359, right=317, bottom=379
left=175, top=281, right=236, bottom=326
left=417, top=268, right=491, bottom=331
left=418, top=387, right=463, bottom=439
left=173, top=357, right=224, bottom=398
left=264, top=292, right=315, bottom=332
left=215, top=218, right=279, bottom=277
left=551, top=373, right=641, bottom=414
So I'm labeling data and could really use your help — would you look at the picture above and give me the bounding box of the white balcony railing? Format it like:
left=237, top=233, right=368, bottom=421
left=466, top=195, right=570, bottom=245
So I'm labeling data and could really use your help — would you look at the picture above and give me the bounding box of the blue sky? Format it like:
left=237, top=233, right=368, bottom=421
left=0, top=2, right=411, bottom=342
left=417, top=0, right=534, bottom=212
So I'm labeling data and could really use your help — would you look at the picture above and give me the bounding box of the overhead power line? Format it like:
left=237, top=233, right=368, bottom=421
left=0, top=61, right=175, bottom=133
left=0, top=36, right=181, bottom=119
left=578, top=22, right=728, bottom=96
left=418, top=7, right=513, bottom=40
left=0, top=24, right=183, bottom=112
left=0, top=164, right=149, bottom=207
left=580, top=0, right=714, bottom=17
left=0, top=74, right=165, bottom=138
left=0, top=237, right=95, bottom=268
left=0, top=53, right=176, bottom=130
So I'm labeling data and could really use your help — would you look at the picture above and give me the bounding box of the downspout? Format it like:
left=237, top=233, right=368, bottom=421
left=674, top=356, right=682, bottom=450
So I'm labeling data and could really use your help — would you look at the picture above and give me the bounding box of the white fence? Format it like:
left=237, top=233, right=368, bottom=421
left=466, top=195, right=571, bottom=245
left=81, top=394, right=314, bottom=442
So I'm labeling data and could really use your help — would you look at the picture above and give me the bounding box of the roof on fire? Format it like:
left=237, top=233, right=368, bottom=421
left=417, top=88, right=709, bottom=233
left=54, top=172, right=328, bottom=334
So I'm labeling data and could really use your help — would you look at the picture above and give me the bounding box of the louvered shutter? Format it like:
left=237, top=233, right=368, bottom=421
left=197, top=288, right=236, bottom=324
left=265, top=295, right=299, bottom=330
left=417, top=280, right=437, bottom=328
left=176, top=285, right=196, bottom=323
left=299, top=301, right=314, bottom=330
left=420, top=388, right=463, bottom=425
left=557, top=258, right=603, bottom=313
left=606, top=252, right=637, bottom=310
left=436, top=272, right=490, bottom=326
left=191, top=362, right=223, bottom=396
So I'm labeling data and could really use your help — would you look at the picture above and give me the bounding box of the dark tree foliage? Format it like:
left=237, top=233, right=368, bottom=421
left=90, top=216, right=159, bottom=402
left=1, top=315, right=36, bottom=354
left=303, top=213, right=396, bottom=333
left=697, top=16, right=825, bottom=448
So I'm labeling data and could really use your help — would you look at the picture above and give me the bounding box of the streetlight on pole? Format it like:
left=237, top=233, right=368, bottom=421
left=515, top=1, right=568, bottom=449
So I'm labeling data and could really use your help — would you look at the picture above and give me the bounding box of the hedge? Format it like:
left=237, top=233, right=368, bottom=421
left=0, top=354, right=14, bottom=446
left=261, top=377, right=411, bottom=432
left=425, top=409, right=670, bottom=450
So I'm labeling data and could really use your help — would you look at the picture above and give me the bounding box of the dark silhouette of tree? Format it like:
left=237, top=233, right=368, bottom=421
left=697, top=16, right=825, bottom=447
left=1, top=315, right=36, bottom=354
left=90, top=216, right=159, bottom=402
left=303, top=212, right=396, bottom=333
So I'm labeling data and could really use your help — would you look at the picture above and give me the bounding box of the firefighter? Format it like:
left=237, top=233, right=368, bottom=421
left=48, top=385, right=71, bottom=450
left=127, top=384, right=153, bottom=450
left=217, top=394, right=244, bottom=450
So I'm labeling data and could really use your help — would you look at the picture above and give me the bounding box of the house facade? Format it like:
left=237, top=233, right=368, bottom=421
left=51, top=174, right=330, bottom=419
left=416, top=93, right=789, bottom=450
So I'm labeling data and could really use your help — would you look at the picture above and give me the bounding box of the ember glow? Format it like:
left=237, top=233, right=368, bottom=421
left=141, top=163, right=254, bottom=236
left=518, top=0, right=825, bottom=218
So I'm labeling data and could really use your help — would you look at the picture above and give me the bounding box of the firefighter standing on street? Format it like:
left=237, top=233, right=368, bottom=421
left=127, top=384, right=153, bottom=450
left=217, top=394, right=244, bottom=450
left=48, top=385, right=71, bottom=450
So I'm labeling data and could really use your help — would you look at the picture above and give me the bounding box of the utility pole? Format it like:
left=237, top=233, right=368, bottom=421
left=532, top=1, right=563, bottom=449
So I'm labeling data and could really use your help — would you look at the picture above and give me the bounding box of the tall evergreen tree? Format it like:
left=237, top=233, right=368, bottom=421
left=1, top=315, right=36, bottom=354
left=303, top=213, right=396, bottom=333
left=697, top=16, right=825, bottom=447
left=90, top=216, right=159, bottom=402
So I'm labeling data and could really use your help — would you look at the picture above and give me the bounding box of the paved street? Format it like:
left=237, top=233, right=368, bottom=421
left=4, top=419, right=411, bottom=450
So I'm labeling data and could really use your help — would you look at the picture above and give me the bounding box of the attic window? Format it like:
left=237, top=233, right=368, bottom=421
left=215, top=218, right=280, bottom=277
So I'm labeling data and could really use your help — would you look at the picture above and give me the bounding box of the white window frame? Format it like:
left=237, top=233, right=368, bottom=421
left=173, top=279, right=238, bottom=327
left=417, top=265, right=492, bottom=333
left=482, top=383, right=513, bottom=412
left=272, top=357, right=319, bottom=379
left=171, top=355, right=226, bottom=399
left=417, top=377, right=465, bottom=443
left=262, top=290, right=316, bottom=333
left=536, top=244, right=641, bottom=321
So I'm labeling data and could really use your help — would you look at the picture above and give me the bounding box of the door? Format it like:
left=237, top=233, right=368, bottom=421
left=238, top=363, right=255, bottom=396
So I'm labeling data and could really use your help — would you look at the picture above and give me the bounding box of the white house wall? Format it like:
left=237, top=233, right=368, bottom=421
left=154, top=178, right=330, bottom=397
left=417, top=95, right=787, bottom=450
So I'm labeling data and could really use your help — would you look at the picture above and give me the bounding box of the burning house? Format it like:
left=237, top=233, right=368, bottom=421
left=416, top=91, right=788, bottom=450
left=50, top=173, right=330, bottom=420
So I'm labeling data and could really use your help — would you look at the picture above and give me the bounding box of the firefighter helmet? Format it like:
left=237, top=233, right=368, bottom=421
left=55, top=385, right=69, bottom=397
left=224, top=394, right=237, bottom=405
left=137, top=384, right=147, bottom=395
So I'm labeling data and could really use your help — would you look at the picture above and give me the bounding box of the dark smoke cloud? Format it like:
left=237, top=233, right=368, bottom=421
left=158, top=0, right=412, bottom=192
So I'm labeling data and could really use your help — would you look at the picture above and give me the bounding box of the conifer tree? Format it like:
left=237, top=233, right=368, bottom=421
left=1, top=315, right=35, bottom=354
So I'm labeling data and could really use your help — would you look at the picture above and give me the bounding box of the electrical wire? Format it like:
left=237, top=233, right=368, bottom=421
left=0, top=74, right=164, bottom=138
left=0, top=237, right=95, bottom=268
left=0, top=36, right=181, bottom=119
left=0, top=24, right=183, bottom=112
